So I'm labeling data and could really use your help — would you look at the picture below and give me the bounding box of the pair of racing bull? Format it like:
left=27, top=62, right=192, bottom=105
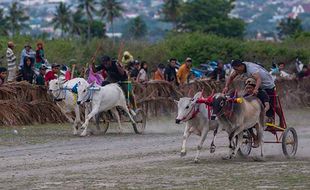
left=175, top=89, right=264, bottom=163
left=48, top=77, right=136, bottom=137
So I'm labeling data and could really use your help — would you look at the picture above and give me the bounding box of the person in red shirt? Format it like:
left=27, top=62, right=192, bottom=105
left=45, top=64, right=60, bottom=85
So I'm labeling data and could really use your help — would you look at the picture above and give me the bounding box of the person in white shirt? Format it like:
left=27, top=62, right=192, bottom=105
left=6, top=41, right=17, bottom=82
left=136, top=61, right=148, bottom=83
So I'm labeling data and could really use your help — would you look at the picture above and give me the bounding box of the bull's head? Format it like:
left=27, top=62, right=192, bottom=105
left=175, top=92, right=202, bottom=124
left=76, top=81, right=95, bottom=105
left=211, top=93, right=228, bottom=115
left=48, top=77, right=66, bottom=99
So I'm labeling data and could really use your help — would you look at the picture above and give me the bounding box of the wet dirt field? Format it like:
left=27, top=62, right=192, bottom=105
left=0, top=109, right=309, bottom=189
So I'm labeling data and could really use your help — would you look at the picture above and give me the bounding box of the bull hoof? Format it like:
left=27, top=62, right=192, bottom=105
left=80, top=130, right=87, bottom=137
left=194, top=158, right=199, bottom=163
left=222, top=155, right=233, bottom=160
left=210, top=146, right=216, bottom=153
left=180, top=151, right=187, bottom=157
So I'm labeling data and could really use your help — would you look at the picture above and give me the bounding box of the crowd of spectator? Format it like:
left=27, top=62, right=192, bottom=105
left=1, top=44, right=309, bottom=88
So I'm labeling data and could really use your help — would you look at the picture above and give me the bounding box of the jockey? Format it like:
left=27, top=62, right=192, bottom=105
left=93, top=55, right=137, bottom=110
left=223, top=59, right=281, bottom=124
left=244, top=77, right=270, bottom=148
left=244, top=78, right=270, bottom=113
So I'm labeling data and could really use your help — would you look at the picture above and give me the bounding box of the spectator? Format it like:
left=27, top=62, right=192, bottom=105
left=207, top=60, right=225, bottom=81
left=177, top=57, right=192, bottom=85
left=0, top=67, right=7, bottom=86
left=6, top=41, right=17, bottom=82
left=35, top=42, right=45, bottom=69
left=122, top=51, right=134, bottom=68
left=36, top=65, right=47, bottom=85
left=45, top=64, right=60, bottom=85
left=19, top=57, right=35, bottom=84
left=297, top=65, right=310, bottom=79
left=154, top=63, right=165, bottom=80
left=164, top=58, right=178, bottom=85
left=19, top=43, right=35, bottom=70
left=136, top=61, right=148, bottom=83
left=278, top=62, right=291, bottom=78
left=130, top=61, right=140, bottom=80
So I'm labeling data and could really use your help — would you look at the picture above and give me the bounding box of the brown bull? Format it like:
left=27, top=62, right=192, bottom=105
left=212, top=93, right=264, bottom=159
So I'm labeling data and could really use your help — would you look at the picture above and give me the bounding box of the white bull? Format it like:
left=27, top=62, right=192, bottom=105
left=49, top=77, right=90, bottom=135
left=76, top=82, right=135, bottom=137
left=175, top=92, right=219, bottom=163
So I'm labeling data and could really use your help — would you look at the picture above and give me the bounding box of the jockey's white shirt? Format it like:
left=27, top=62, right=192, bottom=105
left=243, top=62, right=275, bottom=89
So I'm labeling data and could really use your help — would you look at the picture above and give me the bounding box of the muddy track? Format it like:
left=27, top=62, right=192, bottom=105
left=0, top=109, right=310, bottom=189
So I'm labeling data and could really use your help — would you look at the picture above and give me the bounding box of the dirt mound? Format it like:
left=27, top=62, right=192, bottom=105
left=0, top=77, right=309, bottom=126
left=0, top=100, right=67, bottom=126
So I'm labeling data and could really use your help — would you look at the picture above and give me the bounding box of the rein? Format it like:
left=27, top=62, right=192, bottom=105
left=181, top=104, right=199, bottom=121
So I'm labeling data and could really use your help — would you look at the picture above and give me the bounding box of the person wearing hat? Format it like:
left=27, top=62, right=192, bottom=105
left=177, top=57, right=192, bottom=85
left=19, top=43, right=35, bottom=70
left=244, top=78, right=270, bottom=112
left=244, top=77, right=270, bottom=148
left=36, top=65, right=47, bottom=85
left=6, top=41, right=16, bottom=82
left=35, top=41, right=45, bottom=69
left=121, top=51, right=134, bottom=68
left=45, top=64, right=60, bottom=85
left=224, top=59, right=280, bottom=124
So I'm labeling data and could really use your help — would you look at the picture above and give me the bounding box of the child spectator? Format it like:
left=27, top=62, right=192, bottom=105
left=177, top=57, right=192, bottom=85
left=19, top=57, right=35, bottom=84
left=137, top=61, right=148, bottom=83
left=35, top=42, right=45, bottom=69
left=45, top=64, right=60, bottom=85
left=154, top=63, right=165, bottom=80
left=0, top=67, right=7, bottom=86
left=36, top=65, right=47, bottom=85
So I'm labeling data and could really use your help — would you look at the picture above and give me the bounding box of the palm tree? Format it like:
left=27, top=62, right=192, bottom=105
left=125, top=16, right=147, bottom=40
left=99, top=0, right=124, bottom=41
left=6, top=2, right=29, bottom=36
left=78, top=0, right=97, bottom=39
left=70, top=9, right=87, bottom=37
left=0, top=9, right=8, bottom=35
left=162, top=0, right=181, bottom=29
left=51, top=2, right=71, bottom=37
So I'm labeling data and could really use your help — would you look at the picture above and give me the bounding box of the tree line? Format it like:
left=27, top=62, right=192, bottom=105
left=0, top=0, right=306, bottom=40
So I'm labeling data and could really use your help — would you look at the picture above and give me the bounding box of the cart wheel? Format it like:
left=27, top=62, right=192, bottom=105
left=282, top=127, right=298, bottom=158
left=132, top=108, right=146, bottom=134
left=238, top=130, right=252, bottom=158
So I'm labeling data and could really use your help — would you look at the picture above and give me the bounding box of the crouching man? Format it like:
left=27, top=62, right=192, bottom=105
left=244, top=78, right=270, bottom=147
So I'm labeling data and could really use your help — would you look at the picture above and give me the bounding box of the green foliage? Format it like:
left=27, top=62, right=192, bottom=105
left=0, top=9, right=8, bottom=35
left=162, top=0, right=182, bottom=29
left=123, top=16, right=148, bottom=39
left=99, top=0, right=124, bottom=41
left=177, top=0, right=245, bottom=38
left=78, top=0, right=98, bottom=39
left=90, top=21, right=106, bottom=38
left=277, top=18, right=303, bottom=39
left=52, top=2, right=72, bottom=37
left=6, top=2, right=29, bottom=35
left=0, top=33, right=309, bottom=71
